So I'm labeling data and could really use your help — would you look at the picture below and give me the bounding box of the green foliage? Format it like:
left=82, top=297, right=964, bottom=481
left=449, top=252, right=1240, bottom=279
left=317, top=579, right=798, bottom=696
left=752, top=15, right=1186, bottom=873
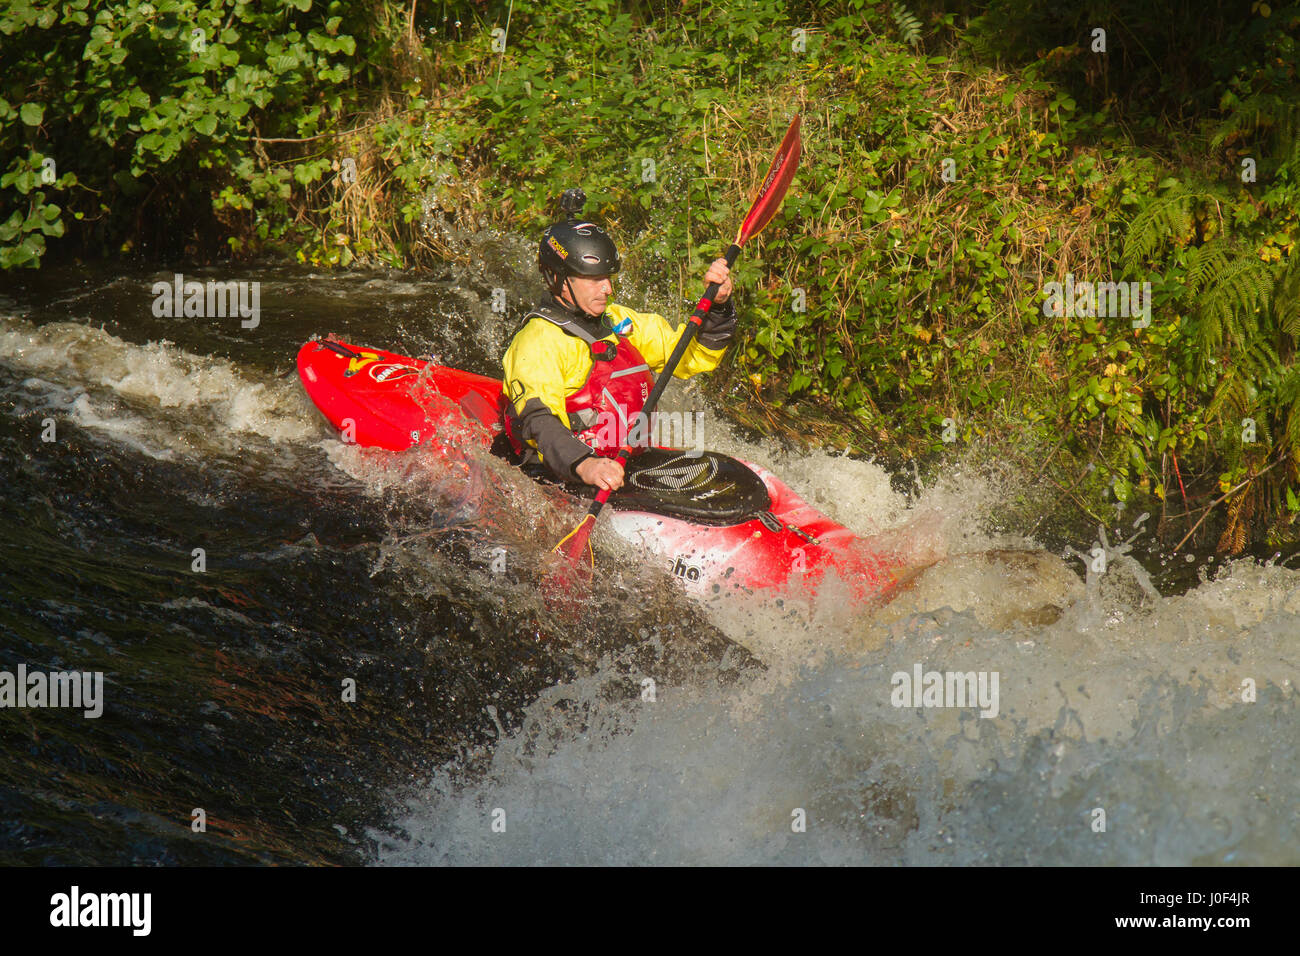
left=939, top=0, right=1300, bottom=548
left=1, top=0, right=368, bottom=265
left=960, top=0, right=1292, bottom=131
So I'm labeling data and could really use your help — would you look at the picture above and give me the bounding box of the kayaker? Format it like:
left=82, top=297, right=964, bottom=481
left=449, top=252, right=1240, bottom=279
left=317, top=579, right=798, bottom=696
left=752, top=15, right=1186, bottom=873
left=501, top=190, right=736, bottom=492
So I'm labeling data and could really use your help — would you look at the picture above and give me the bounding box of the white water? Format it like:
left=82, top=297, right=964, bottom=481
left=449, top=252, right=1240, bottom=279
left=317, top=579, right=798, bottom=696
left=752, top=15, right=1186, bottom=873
left=375, top=550, right=1299, bottom=865
left=370, top=383, right=1300, bottom=867
left=1, top=317, right=321, bottom=456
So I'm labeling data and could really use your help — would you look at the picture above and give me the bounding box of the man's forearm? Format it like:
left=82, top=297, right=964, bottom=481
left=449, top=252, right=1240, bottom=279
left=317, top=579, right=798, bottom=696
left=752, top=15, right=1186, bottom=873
left=515, top=397, right=594, bottom=480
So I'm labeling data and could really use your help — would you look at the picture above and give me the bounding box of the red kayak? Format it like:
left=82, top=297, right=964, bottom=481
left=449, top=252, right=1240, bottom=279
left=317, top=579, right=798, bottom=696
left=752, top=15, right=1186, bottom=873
left=296, top=338, right=902, bottom=601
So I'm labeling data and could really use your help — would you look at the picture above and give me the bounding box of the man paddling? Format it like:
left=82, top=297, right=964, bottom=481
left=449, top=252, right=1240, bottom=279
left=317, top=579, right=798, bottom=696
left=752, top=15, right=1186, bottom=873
left=501, top=189, right=736, bottom=491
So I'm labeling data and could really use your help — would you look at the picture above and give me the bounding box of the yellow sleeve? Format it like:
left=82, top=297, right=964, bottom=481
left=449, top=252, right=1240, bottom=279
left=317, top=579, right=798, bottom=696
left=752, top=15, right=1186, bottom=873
left=501, top=318, right=589, bottom=427
left=609, top=303, right=727, bottom=379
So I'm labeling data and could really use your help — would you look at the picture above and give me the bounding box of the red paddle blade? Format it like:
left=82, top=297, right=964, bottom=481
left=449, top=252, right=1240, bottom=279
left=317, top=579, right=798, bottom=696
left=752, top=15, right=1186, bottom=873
left=736, top=115, right=802, bottom=246
left=553, top=513, right=596, bottom=567
left=543, top=515, right=596, bottom=614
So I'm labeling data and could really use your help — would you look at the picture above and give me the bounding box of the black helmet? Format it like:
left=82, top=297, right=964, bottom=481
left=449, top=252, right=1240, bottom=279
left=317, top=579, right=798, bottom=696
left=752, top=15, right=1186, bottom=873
left=538, top=188, right=620, bottom=292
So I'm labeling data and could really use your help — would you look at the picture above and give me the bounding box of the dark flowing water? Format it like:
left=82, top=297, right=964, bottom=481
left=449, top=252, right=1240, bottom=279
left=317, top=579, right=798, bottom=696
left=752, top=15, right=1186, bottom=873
left=1, top=257, right=1297, bottom=865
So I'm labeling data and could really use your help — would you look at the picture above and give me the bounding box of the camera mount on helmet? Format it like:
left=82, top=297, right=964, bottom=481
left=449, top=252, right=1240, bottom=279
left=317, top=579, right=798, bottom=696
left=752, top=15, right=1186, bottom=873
left=538, top=188, right=621, bottom=317
left=560, top=188, right=587, bottom=217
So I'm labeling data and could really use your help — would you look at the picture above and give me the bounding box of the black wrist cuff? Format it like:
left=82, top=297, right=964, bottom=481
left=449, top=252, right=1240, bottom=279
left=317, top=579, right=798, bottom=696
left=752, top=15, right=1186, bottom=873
left=698, top=298, right=736, bottom=348
left=568, top=451, right=594, bottom=481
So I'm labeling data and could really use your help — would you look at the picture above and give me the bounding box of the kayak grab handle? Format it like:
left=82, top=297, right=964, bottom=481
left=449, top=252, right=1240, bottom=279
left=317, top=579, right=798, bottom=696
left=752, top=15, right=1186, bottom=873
left=317, top=339, right=363, bottom=359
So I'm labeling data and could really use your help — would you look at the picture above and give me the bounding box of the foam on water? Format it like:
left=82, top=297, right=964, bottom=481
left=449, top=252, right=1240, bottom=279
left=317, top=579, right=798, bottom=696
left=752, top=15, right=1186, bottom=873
left=375, top=552, right=1299, bottom=865
left=1, top=317, right=320, bottom=453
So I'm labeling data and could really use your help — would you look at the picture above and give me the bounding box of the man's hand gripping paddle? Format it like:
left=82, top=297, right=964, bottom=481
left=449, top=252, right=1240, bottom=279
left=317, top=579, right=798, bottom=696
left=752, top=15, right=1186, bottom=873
left=547, top=115, right=803, bottom=596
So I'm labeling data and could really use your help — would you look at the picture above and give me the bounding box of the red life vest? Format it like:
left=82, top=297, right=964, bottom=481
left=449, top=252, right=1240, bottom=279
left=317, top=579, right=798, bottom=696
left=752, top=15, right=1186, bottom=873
left=505, top=310, right=656, bottom=459
left=566, top=335, right=655, bottom=457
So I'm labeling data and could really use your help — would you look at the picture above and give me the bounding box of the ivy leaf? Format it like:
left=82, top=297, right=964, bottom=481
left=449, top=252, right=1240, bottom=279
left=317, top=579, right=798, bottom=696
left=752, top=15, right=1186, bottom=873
left=20, top=102, right=44, bottom=126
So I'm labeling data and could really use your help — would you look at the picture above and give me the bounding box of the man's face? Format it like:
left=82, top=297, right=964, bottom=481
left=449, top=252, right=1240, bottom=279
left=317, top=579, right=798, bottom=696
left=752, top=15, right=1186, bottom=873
left=561, top=274, right=613, bottom=316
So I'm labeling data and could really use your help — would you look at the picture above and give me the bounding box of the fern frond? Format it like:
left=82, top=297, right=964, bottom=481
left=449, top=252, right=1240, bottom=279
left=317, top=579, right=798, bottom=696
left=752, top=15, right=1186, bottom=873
left=1212, top=94, right=1300, bottom=178
left=963, top=31, right=996, bottom=61
left=1207, top=369, right=1251, bottom=424
left=1273, top=254, right=1300, bottom=338
left=1265, top=367, right=1300, bottom=461
left=1253, top=415, right=1275, bottom=448
left=1276, top=365, right=1300, bottom=407
left=1245, top=336, right=1281, bottom=379
left=1121, top=188, right=1205, bottom=272
left=1184, top=240, right=1234, bottom=296
left=1194, top=253, right=1273, bottom=355
left=892, top=3, right=922, bottom=47
left=1210, top=91, right=1288, bottom=148
left=1287, top=402, right=1300, bottom=456
left=1216, top=489, right=1247, bottom=555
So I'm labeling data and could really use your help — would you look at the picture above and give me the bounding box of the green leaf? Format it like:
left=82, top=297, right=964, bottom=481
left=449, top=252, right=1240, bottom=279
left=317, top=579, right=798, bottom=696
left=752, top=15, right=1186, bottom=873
left=0, top=210, right=22, bottom=242
left=38, top=210, right=64, bottom=236
left=20, top=102, right=44, bottom=126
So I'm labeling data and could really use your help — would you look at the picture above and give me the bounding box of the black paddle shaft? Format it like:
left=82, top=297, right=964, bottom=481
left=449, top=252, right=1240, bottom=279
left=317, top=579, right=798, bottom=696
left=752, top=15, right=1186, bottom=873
left=617, top=242, right=742, bottom=466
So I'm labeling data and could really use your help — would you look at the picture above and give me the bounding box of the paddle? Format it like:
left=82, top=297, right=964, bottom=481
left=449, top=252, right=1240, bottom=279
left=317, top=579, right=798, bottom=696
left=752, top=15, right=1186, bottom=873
left=551, top=114, right=803, bottom=574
